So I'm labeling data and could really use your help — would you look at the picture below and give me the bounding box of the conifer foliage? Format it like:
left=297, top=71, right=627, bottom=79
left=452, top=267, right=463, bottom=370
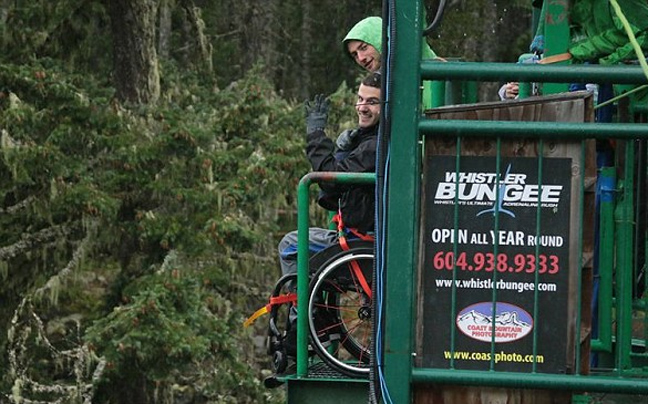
left=0, top=59, right=307, bottom=403
left=0, top=1, right=530, bottom=402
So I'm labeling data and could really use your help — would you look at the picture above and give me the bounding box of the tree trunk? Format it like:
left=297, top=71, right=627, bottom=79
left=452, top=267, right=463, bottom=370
left=478, top=0, right=498, bottom=101
left=0, top=0, right=10, bottom=28
left=158, top=0, right=172, bottom=60
left=108, top=0, right=160, bottom=105
left=240, top=0, right=277, bottom=78
left=180, top=0, right=213, bottom=75
left=300, top=0, right=312, bottom=100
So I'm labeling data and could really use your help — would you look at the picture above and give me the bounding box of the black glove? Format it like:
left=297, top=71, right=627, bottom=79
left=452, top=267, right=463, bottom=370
left=304, top=94, right=330, bottom=134
left=335, top=128, right=359, bottom=151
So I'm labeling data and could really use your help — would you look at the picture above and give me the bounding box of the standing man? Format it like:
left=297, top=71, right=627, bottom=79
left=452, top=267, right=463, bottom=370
left=343, top=16, right=443, bottom=109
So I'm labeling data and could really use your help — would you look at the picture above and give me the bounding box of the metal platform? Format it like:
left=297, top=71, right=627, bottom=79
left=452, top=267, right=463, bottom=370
left=283, top=362, right=369, bottom=404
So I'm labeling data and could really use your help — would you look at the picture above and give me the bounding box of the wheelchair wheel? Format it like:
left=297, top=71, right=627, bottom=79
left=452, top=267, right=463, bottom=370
left=307, top=241, right=374, bottom=378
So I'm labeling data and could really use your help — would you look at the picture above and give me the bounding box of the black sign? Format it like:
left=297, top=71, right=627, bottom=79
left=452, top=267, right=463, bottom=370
left=421, top=155, right=572, bottom=373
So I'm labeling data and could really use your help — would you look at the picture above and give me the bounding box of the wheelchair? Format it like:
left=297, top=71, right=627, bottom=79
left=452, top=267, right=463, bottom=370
left=266, top=239, right=374, bottom=379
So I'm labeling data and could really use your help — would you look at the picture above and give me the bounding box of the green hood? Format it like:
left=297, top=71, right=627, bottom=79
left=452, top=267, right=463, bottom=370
left=343, top=16, right=437, bottom=61
left=343, top=16, right=383, bottom=56
left=343, top=16, right=439, bottom=110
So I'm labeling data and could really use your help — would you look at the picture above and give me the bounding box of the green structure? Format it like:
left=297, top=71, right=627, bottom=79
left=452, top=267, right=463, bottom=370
left=284, top=1, right=648, bottom=402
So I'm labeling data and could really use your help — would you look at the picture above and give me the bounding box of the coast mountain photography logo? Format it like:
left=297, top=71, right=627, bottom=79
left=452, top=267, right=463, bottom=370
left=456, top=301, right=533, bottom=343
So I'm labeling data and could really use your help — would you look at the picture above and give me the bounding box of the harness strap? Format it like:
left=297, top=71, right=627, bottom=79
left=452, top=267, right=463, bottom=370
left=333, top=212, right=372, bottom=299
left=347, top=227, right=375, bottom=241
left=331, top=213, right=375, bottom=242
left=243, top=293, right=297, bottom=327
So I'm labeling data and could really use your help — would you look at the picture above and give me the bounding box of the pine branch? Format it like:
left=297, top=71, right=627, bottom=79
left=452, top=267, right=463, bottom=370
left=0, top=224, right=72, bottom=261
left=33, top=227, right=94, bottom=304
left=6, top=225, right=103, bottom=404
left=0, top=195, right=35, bottom=214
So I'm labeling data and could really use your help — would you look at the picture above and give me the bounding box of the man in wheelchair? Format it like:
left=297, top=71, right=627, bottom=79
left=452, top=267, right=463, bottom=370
left=278, top=71, right=381, bottom=277
left=266, top=72, right=381, bottom=386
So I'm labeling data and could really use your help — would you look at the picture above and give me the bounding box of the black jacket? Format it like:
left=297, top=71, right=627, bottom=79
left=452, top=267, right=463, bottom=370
left=306, top=124, right=377, bottom=233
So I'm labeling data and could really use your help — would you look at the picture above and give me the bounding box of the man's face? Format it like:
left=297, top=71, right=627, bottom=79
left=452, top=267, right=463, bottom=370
left=355, top=83, right=381, bottom=128
left=347, top=40, right=381, bottom=72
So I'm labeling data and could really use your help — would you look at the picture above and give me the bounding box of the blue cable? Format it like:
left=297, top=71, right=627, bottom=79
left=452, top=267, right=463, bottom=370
left=375, top=3, right=395, bottom=401
left=377, top=148, right=393, bottom=404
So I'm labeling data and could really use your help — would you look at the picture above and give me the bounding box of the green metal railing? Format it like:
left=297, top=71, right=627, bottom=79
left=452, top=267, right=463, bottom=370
left=410, top=368, right=648, bottom=394
left=295, top=172, right=376, bottom=377
left=421, top=62, right=648, bottom=84
left=285, top=4, right=648, bottom=403
left=413, top=78, right=646, bottom=389
left=419, top=119, right=648, bottom=139
left=384, top=1, right=648, bottom=402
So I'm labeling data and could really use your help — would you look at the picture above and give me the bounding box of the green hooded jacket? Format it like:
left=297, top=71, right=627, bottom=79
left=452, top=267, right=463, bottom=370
left=343, top=16, right=438, bottom=109
left=569, top=0, right=648, bottom=65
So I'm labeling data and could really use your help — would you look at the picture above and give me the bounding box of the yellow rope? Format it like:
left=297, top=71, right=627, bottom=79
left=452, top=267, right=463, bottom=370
left=608, top=0, right=648, bottom=81
left=595, top=84, right=648, bottom=109
left=243, top=306, right=268, bottom=328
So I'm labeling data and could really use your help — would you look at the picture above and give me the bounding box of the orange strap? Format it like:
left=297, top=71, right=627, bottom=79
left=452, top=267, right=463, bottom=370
left=339, top=234, right=372, bottom=299
left=334, top=211, right=372, bottom=298
left=331, top=213, right=374, bottom=242
left=347, top=227, right=375, bottom=241
left=243, top=293, right=297, bottom=328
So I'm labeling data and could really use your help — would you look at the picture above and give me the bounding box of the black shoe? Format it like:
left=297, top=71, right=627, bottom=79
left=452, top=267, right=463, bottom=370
left=264, top=375, right=285, bottom=389
left=263, top=362, right=296, bottom=389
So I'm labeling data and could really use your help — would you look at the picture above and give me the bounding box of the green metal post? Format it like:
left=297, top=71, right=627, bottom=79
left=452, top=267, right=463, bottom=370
left=431, top=80, right=446, bottom=108
left=517, top=54, right=535, bottom=99
left=384, top=0, right=423, bottom=402
left=540, top=0, right=569, bottom=95
left=444, top=80, right=463, bottom=105
left=591, top=167, right=616, bottom=353
left=615, top=143, right=636, bottom=372
left=518, top=82, right=532, bottom=99
left=462, top=81, right=478, bottom=104
left=296, top=176, right=311, bottom=377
